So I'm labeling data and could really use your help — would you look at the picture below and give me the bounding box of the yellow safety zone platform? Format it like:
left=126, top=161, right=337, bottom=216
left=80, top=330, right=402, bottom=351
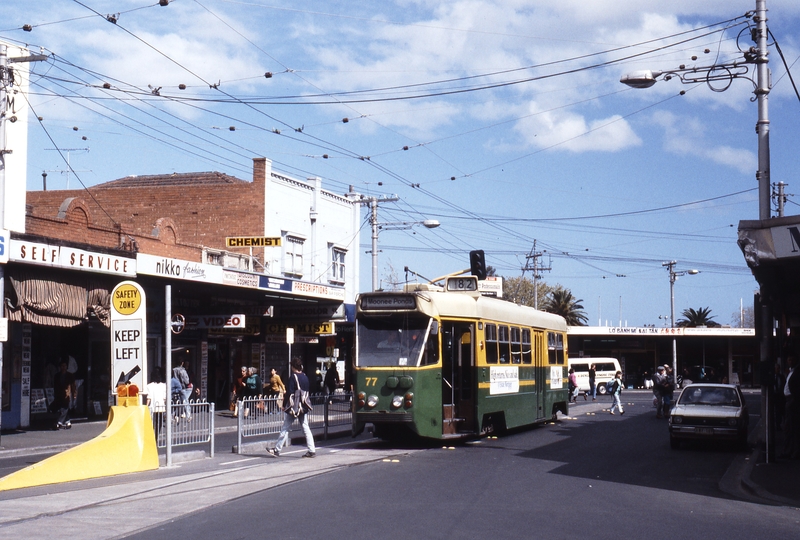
left=0, top=404, right=159, bottom=491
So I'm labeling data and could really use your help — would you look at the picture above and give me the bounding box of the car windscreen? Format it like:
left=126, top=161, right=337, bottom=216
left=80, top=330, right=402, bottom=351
left=356, top=315, right=432, bottom=367
left=678, top=387, right=741, bottom=407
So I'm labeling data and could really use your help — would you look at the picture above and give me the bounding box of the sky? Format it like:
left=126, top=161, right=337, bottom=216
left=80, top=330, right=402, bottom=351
left=3, top=0, right=800, bottom=327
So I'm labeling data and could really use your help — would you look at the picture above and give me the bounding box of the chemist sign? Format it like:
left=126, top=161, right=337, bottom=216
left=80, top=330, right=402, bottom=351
left=110, top=281, right=147, bottom=392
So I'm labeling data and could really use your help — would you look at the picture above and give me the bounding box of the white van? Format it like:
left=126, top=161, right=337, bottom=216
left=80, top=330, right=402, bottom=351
left=568, top=357, right=622, bottom=395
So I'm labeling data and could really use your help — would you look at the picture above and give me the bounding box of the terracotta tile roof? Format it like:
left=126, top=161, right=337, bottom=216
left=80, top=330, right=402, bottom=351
left=95, top=171, right=246, bottom=188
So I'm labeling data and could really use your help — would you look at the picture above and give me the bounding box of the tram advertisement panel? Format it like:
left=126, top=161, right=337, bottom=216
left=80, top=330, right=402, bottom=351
left=550, top=366, right=563, bottom=389
left=489, top=366, right=519, bottom=395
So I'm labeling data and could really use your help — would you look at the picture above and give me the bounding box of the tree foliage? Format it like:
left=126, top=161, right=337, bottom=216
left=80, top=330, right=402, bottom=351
left=542, top=287, right=589, bottom=326
left=676, top=307, right=719, bottom=327
left=502, top=275, right=553, bottom=308
left=731, top=306, right=754, bottom=328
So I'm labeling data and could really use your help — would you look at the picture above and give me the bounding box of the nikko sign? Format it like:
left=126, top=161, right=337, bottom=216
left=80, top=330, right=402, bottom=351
left=110, top=281, right=147, bottom=392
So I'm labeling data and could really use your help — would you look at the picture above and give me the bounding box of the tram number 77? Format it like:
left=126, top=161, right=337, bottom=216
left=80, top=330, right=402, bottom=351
left=364, top=377, right=378, bottom=386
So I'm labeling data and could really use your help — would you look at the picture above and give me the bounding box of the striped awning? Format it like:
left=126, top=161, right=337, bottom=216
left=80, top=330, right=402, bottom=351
left=5, top=271, right=111, bottom=328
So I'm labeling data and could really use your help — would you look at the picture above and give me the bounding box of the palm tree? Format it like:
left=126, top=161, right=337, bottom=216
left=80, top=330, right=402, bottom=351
left=676, top=307, right=719, bottom=327
left=542, top=288, right=588, bottom=326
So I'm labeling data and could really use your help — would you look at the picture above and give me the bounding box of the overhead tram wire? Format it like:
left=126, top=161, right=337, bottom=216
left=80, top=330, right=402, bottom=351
left=43, top=13, right=749, bottom=106
left=26, top=5, right=746, bottom=188
left=1, top=1, right=161, bottom=33
left=38, top=58, right=259, bottom=172
left=18, top=92, right=120, bottom=229
left=26, top=52, right=364, bottom=196
left=31, top=75, right=254, bottom=177
left=190, top=0, right=470, bottom=184
left=58, top=3, right=750, bottom=276
left=32, top=53, right=367, bottom=181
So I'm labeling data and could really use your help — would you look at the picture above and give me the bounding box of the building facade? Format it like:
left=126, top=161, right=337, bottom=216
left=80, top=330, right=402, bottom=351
left=1, top=158, right=360, bottom=429
left=568, top=326, right=758, bottom=389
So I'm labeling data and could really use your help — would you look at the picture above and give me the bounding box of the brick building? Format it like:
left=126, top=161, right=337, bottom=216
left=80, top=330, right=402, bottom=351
left=1, top=158, right=360, bottom=429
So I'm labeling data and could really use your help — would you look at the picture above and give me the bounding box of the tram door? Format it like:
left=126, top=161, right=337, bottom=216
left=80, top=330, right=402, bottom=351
left=534, top=332, right=547, bottom=420
left=442, top=323, right=476, bottom=435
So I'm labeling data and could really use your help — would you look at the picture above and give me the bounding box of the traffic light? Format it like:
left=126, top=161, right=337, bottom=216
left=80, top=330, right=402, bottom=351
left=469, top=250, right=487, bottom=280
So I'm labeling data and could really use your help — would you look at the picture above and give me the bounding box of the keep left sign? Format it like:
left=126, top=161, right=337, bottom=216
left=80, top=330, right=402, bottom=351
left=110, top=281, right=147, bottom=392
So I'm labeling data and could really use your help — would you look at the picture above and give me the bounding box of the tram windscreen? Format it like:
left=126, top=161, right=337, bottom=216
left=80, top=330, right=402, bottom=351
left=356, top=315, right=433, bottom=367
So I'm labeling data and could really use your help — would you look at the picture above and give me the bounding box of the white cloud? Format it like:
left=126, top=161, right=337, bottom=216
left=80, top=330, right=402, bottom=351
left=513, top=107, right=642, bottom=152
left=653, top=110, right=755, bottom=173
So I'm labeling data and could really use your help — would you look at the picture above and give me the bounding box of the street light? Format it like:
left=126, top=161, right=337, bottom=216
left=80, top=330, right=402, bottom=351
left=663, top=261, right=699, bottom=385
left=620, top=0, right=771, bottom=220
left=367, top=197, right=440, bottom=291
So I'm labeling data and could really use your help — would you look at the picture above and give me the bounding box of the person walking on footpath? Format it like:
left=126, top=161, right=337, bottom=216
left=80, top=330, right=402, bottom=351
left=609, top=371, right=624, bottom=415
left=662, top=365, right=676, bottom=419
left=52, top=360, right=76, bottom=429
left=173, top=360, right=194, bottom=419
left=324, top=362, right=340, bottom=403
left=567, top=368, right=579, bottom=403
left=652, top=365, right=666, bottom=418
left=588, top=363, right=597, bottom=401
left=268, top=357, right=316, bottom=458
left=268, top=368, right=286, bottom=397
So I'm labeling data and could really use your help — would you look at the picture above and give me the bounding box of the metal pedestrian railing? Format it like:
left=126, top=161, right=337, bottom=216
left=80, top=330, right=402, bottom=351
left=150, top=399, right=215, bottom=457
left=236, top=391, right=352, bottom=454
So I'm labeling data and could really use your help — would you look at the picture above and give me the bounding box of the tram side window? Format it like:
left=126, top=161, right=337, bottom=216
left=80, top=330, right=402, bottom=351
left=547, top=332, right=564, bottom=365
left=485, top=323, right=499, bottom=364
left=521, top=329, right=532, bottom=364
left=421, top=323, right=440, bottom=366
left=498, top=325, right=511, bottom=364
left=510, top=327, right=522, bottom=364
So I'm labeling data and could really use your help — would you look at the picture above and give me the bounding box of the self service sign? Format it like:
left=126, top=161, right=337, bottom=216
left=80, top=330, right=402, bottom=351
left=110, top=281, right=147, bottom=392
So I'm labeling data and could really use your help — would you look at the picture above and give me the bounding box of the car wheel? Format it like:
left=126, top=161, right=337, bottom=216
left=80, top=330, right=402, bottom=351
left=669, top=435, right=680, bottom=450
left=597, top=385, right=607, bottom=396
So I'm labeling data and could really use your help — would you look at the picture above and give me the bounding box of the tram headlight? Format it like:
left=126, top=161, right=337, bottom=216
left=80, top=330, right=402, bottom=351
left=404, top=392, right=414, bottom=408
left=391, top=395, right=404, bottom=409
left=366, top=394, right=379, bottom=408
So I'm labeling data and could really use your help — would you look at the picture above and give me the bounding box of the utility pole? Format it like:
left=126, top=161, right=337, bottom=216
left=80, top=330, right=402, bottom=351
left=361, top=194, right=399, bottom=291
left=0, top=44, right=47, bottom=441
left=522, top=240, right=551, bottom=310
left=773, top=181, right=787, bottom=218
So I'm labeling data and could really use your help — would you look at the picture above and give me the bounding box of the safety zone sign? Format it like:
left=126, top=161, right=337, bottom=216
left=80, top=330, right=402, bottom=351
left=110, top=281, right=147, bottom=391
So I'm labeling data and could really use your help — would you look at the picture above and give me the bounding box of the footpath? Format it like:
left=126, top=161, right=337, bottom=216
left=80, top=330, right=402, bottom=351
left=1, top=394, right=798, bottom=511
left=0, top=409, right=343, bottom=461
left=0, top=411, right=405, bottom=540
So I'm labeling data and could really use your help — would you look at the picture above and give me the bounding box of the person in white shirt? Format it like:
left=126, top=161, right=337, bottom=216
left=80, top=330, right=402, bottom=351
left=783, top=356, right=800, bottom=459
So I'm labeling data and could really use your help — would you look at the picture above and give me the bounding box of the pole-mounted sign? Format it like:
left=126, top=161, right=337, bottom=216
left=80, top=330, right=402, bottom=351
left=110, top=281, right=147, bottom=392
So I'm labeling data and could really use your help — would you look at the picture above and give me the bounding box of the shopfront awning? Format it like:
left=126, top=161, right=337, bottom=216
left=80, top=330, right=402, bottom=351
left=4, top=270, right=111, bottom=328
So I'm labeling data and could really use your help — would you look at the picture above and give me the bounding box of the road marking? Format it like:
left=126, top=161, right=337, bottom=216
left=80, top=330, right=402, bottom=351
left=220, top=457, right=259, bottom=466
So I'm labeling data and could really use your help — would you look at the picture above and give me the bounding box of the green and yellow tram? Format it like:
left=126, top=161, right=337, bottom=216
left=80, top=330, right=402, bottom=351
left=352, top=276, right=569, bottom=440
